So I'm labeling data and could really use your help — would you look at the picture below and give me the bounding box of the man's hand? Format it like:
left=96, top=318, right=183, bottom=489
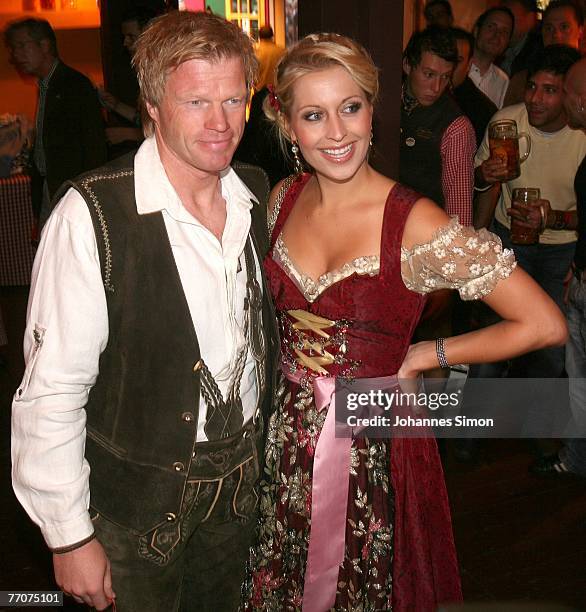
left=53, top=538, right=115, bottom=610
left=507, top=198, right=551, bottom=230
left=477, top=156, right=509, bottom=185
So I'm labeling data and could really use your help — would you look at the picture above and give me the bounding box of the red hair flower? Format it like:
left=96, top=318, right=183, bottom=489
left=267, top=84, right=281, bottom=113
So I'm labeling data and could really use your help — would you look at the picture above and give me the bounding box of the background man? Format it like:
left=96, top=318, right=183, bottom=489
left=254, top=24, right=284, bottom=91
left=499, top=0, right=541, bottom=77
left=424, top=0, right=454, bottom=29
left=11, top=11, right=276, bottom=611
left=525, top=58, right=586, bottom=477
left=401, top=27, right=475, bottom=224
left=469, top=7, right=515, bottom=108
left=4, top=18, right=107, bottom=228
left=98, top=8, right=159, bottom=126
left=504, top=0, right=584, bottom=105
left=542, top=0, right=584, bottom=49
left=401, top=27, right=476, bottom=377
left=475, top=45, right=585, bottom=386
left=451, top=27, right=499, bottom=146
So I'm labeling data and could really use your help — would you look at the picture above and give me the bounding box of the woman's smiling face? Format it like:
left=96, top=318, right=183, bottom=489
left=287, top=65, right=373, bottom=183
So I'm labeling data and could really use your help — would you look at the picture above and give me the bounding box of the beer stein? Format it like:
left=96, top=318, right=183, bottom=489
left=488, top=120, right=531, bottom=181
left=510, top=187, right=540, bottom=245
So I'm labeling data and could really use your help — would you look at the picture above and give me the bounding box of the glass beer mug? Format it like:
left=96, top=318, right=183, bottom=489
left=488, top=120, right=531, bottom=181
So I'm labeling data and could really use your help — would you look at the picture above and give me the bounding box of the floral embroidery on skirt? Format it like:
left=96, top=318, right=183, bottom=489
left=242, top=375, right=395, bottom=611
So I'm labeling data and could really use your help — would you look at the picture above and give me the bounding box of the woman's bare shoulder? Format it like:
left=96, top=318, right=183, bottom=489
left=402, top=196, right=451, bottom=251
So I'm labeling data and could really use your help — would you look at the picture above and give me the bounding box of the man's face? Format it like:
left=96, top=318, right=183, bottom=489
left=404, top=51, right=453, bottom=106
left=475, top=11, right=513, bottom=60
left=503, top=0, right=535, bottom=42
left=425, top=4, right=453, bottom=29
left=452, top=38, right=472, bottom=88
left=525, top=70, right=567, bottom=132
left=147, top=56, right=248, bottom=177
left=121, top=20, right=142, bottom=52
left=564, top=64, right=585, bottom=130
left=7, top=28, right=48, bottom=77
left=542, top=6, right=583, bottom=49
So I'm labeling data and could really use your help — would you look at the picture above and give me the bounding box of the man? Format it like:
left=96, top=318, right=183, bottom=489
left=401, top=27, right=475, bottom=225
left=475, top=45, right=585, bottom=382
left=499, top=0, right=541, bottom=77
left=401, top=27, right=476, bottom=377
left=4, top=18, right=107, bottom=228
left=542, top=0, right=584, bottom=49
left=11, top=11, right=277, bottom=612
left=529, top=57, right=586, bottom=477
left=424, top=0, right=454, bottom=29
left=469, top=7, right=515, bottom=108
left=255, top=24, right=284, bottom=91
left=98, top=8, right=159, bottom=126
left=451, top=27, right=499, bottom=146
left=504, top=0, right=584, bottom=106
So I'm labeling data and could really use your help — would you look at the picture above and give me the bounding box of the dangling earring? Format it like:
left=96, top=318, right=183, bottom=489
left=291, top=141, right=303, bottom=175
left=369, top=130, right=374, bottom=147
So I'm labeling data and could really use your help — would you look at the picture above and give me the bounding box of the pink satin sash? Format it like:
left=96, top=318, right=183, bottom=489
left=283, top=367, right=398, bottom=612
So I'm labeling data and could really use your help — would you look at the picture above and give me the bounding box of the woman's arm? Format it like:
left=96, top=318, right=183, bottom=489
left=399, top=268, right=567, bottom=377
left=399, top=198, right=568, bottom=378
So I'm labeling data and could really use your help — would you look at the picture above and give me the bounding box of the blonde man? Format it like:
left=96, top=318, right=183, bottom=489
left=11, top=11, right=277, bottom=611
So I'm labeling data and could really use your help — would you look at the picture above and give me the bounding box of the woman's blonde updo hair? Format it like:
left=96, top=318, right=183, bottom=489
left=264, top=33, right=379, bottom=148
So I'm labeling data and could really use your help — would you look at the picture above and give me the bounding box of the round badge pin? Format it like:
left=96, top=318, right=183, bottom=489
left=406, top=137, right=415, bottom=147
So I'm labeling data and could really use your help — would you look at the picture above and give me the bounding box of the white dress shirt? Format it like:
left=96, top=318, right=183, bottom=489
left=468, top=62, right=510, bottom=109
left=11, top=136, right=262, bottom=548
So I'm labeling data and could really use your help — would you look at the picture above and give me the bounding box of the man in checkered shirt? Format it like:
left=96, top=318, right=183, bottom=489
left=400, top=27, right=476, bottom=368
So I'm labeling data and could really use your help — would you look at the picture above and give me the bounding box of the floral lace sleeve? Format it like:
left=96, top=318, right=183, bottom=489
left=400, top=218, right=517, bottom=300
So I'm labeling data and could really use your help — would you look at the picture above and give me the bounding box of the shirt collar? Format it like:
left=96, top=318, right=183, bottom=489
left=134, top=136, right=257, bottom=221
left=401, top=82, right=420, bottom=114
left=38, top=59, right=59, bottom=89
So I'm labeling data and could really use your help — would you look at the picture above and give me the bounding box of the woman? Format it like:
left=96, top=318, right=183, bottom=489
left=242, top=33, right=567, bottom=611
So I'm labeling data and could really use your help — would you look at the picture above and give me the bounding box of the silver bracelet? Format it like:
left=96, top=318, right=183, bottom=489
left=436, top=337, right=450, bottom=369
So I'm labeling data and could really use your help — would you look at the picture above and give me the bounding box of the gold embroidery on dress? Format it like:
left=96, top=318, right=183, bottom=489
left=288, top=310, right=336, bottom=374
left=280, top=310, right=360, bottom=380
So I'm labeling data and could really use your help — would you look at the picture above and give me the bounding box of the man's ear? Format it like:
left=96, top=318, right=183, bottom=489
left=145, top=101, right=159, bottom=127
left=403, top=57, right=412, bottom=76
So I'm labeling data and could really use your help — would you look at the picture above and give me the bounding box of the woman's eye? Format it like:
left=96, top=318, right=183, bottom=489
left=343, top=102, right=362, bottom=114
left=303, top=111, right=322, bottom=121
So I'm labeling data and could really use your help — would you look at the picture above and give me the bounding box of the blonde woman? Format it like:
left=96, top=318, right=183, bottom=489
left=242, top=33, right=567, bottom=611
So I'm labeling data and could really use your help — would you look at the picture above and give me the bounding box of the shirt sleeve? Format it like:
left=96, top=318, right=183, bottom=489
left=401, top=218, right=517, bottom=300
left=474, top=116, right=492, bottom=168
left=440, top=115, right=476, bottom=226
left=11, top=189, right=108, bottom=549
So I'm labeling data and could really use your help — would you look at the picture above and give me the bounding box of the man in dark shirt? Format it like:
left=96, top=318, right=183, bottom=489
left=4, top=18, right=107, bottom=228
left=499, top=0, right=542, bottom=77
left=424, top=0, right=454, bottom=29
left=451, top=27, right=498, bottom=146
left=532, top=57, right=586, bottom=477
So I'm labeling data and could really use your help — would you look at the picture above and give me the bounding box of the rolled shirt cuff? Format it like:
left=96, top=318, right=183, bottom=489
left=41, top=511, right=95, bottom=550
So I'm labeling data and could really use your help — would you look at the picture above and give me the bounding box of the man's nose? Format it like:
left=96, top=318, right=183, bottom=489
left=206, top=105, right=229, bottom=131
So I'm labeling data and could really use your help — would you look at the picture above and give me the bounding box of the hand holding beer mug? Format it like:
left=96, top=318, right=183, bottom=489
left=488, top=120, right=531, bottom=181
left=508, top=187, right=542, bottom=245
